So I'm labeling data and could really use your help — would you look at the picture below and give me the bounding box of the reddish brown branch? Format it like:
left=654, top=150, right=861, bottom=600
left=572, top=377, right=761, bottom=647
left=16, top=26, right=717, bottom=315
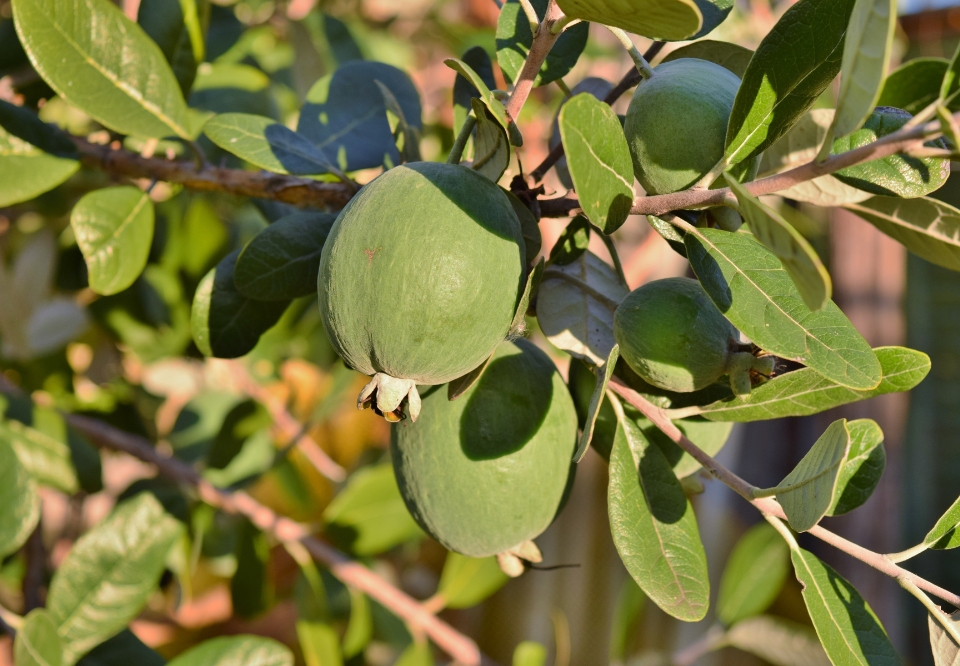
left=503, top=1, right=565, bottom=123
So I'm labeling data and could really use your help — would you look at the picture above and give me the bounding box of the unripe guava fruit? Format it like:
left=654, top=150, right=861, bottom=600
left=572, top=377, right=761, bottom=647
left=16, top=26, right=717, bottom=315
left=613, top=277, right=773, bottom=395
left=318, top=162, right=525, bottom=421
left=623, top=59, right=759, bottom=195
left=391, top=338, right=577, bottom=558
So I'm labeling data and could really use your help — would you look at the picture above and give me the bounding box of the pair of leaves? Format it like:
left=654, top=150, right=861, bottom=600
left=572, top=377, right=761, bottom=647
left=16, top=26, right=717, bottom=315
left=496, top=0, right=588, bottom=87
left=0, top=100, right=79, bottom=207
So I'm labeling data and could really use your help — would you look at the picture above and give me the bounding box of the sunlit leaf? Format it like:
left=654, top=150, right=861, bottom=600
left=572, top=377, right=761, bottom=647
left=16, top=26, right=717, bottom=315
left=775, top=419, right=850, bottom=532
left=497, top=0, right=589, bottom=86
left=205, top=113, right=340, bottom=175
left=436, top=553, right=508, bottom=609
left=556, top=0, right=703, bottom=41
left=925, top=494, right=960, bottom=549
left=14, top=609, right=62, bottom=666
left=717, top=523, right=790, bottom=626
left=0, top=438, right=39, bottom=558
left=828, top=419, right=885, bottom=516
left=662, top=39, right=753, bottom=77
left=166, top=636, right=293, bottom=666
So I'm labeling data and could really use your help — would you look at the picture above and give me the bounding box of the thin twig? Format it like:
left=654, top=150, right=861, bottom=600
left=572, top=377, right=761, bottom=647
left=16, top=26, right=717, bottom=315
left=900, top=577, right=960, bottom=645
left=503, top=0, right=564, bottom=123
left=607, top=377, right=960, bottom=609
left=64, top=414, right=487, bottom=665
left=671, top=625, right=727, bottom=666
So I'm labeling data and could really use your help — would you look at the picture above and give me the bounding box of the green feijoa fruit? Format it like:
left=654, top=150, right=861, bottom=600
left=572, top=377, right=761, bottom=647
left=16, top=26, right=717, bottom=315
left=623, top=58, right=759, bottom=195
left=614, top=277, right=772, bottom=395
left=832, top=106, right=950, bottom=198
left=392, top=338, right=577, bottom=558
left=318, top=162, right=525, bottom=422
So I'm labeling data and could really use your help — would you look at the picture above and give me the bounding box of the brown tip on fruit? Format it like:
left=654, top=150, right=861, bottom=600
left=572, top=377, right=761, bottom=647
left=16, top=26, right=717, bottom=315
left=357, top=373, right=421, bottom=423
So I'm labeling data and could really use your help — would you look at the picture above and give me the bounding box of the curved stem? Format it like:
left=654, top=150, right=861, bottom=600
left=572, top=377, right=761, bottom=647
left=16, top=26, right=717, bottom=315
left=551, top=15, right=581, bottom=34
left=448, top=115, right=477, bottom=165
left=765, top=514, right=800, bottom=550
left=900, top=577, right=960, bottom=644
left=517, top=0, right=540, bottom=30
left=603, top=26, right=655, bottom=80
left=886, top=542, right=930, bottom=564
left=671, top=624, right=727, bottom=666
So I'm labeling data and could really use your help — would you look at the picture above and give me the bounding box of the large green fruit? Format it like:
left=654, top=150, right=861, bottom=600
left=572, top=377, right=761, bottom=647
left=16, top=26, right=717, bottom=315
left=623, top=58, right=758, bottom=195
left=614, top=277, right=773, bottom=395
left=391, top=338, right=577, bottom=558
left=318, top=162, right=525, bottom=421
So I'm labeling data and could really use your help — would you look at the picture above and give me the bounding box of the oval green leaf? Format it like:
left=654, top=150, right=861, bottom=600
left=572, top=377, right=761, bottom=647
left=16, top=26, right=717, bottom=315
left=0, top=405, right=81, bottom=494
left=717, top=523, right=790, bottom=626
left=137, top=0, right=205, bottom=96
left=661, top=39, right=753, bottom=78
left=791, top=548, right=900, bottom=666
left=877, top=57, right=951, bottom=115
left=75, top=629, right=165, bottom=666
left=725, top=0, right=855, bottom=167
left=47, top=493, right=182, bottom=665
left=828, top=419, right=885, bottom=516
left=0, top=102, right=79, bottom=207
left=925, top=494, right=960, bottom=549
left=71, top=186, right=155, bottom=296
left=575, top=344, right=619, bottom=462
left=496, top=0, right=589, bottom=86
left=0, top=438, right=39, bottom=559
left=436, top=552, right=509, bottom=609
left=445, top=58, right=510, bottom=132
left=235, top=212, right=337, bottom=301
left=15, top=609, right=62, bottom=666
left=726, top=615, right=831, bottom=666
left=727, top=178, right=831, bottom=311
left=550, top=77, right=614, bottom=189
left=470, top=98, right=509, bottom=182
left=12, top=0, right=196, bottom=139
left=166, top=636, right=293, bottom=666
left=297, top=621, right=342, bottom=666
left=684, top=227, right=882, bottom=390
left=453, top=46, right=497, bottom=137
left=608, top=401, right=709, bottom=622
left=556, top=0, right=703, bottom=41
left=774, top=419, right=851, bottom=532
left=559, top=93, right=634, bottom=235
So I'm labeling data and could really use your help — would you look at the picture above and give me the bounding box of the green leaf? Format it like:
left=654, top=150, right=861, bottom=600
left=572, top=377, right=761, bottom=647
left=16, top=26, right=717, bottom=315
left=717, top=523, right=790, bottom=626
left=0, top=101, right=79, bottom=207
left=0, top=413, right=80, bottom=493
left=377, top=80, right=421, bottom=164
left=503, top=188, right=542, bottom=266
left=453, top=46, right=496, bottom=138
left=774, top=419, right=851, bottom=532
left=928, top=609, right=960, bottom=666
left=444, top=58, right=510, bottom=133
left=944, top=43, right=960, bottom=104
left=436, top=552, right=509, bottom=609
left=828, top=419, right=885, bottom=516
left=166, top=636, right=293, bottom=666
left=559, top=93, right=634, bottom=235
left=298, top=61, right=422, bottom=172
left=690, top=346, right=929, bottom=422
left=47, top=493, right=182, bottom=665
left=512, top=642, right=547, bottom=666
left=575, top=344, right=620, bottom=462
left=342, top=589, right=372, bottom=658
left=791, top=548, right=900, bottom=666
left=647, top=215, right=688, bottom=257
left=323, top=463, right=423, bottom=556
left=725, top=615, right=831, bottom=666
left=550, top=77, right=614, bottom=190
left=537, top=250, right=628, bottom=366
left=685, top=227, right=882, bottom=390
left=724, top=0, right=855, bottom=167
left=548, top=215, right=591, bottom=266
left=828, top=0, right=896, bottom=141
left=12, top=0, right=197, bottom=139
left=205, top=113, right=340, bottom=176
left=297, top=621, right=342, bottom=666
left=661, top=39, right=753, bottom=78
left=642, top=416, right=733, bottom=479
left=470, top=98, right=509, bottom=182
left=234, top=212, right=336, bottom=301
left=15, top=609, right=62, bottom=666
left=845, top=196, right=960, bottom=272
left=727, top=178, right=831, bottom=311
left=191, top=251, right=290, bottom=359
left=75, top=629, right=165, bottom=666
left=137, top=0, right=207, bottom=96
left=0, top=100, right=78, bottom=158
left=608, top=406, right=709, bottom=622
left=877, top=57, right=951, bottom=115
left=925, top=494, right=960, bottom=549
left=232, top=518, right=270, bottom=619
left=555, top=0, right=703, bottom=41
left=0, top=437, right=39, bottom=558
left=71, top=187, right=155, bottom=296
left=609, top=580, right=646, bottom=663
left=395, top=643, right=433, bottom=666
left=496, top=0, right=589, bottom=86
left=688, top=0, right=735, bottom=40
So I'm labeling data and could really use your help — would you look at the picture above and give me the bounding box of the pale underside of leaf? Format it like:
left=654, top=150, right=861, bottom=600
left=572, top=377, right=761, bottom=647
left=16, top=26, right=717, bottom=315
left=776, top=419, right=850, bottom=532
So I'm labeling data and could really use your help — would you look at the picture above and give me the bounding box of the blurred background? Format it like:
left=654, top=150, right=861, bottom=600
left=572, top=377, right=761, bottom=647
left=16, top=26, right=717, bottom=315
left=1, top=0, right=960, bottom=664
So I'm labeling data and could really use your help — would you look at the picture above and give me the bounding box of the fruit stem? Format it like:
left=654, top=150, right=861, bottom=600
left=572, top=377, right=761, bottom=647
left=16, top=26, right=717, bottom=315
left=603, top=26, right=655, bottom=80
left=550, top=15, right=581, bottom=34
left=447, top=115, right=478, bottom=165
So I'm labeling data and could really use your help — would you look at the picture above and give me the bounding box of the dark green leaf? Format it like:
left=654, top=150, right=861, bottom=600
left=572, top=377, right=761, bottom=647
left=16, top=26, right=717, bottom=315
left=342, top=589, right=372, bottom=658
left=724, top=0, right=855, bottom=167
left=828, top=419, right=885, bottom=516
left=555, top=0, right=702, bottom=41
left=791, top=548, right=900, bottom=666
left=727, top=177, right=831, bottom=311
left=12, top=0, right=199, bottom=139
left=716, top=523, right=789, bottom=626
left=688, top=346, right=929, bottom=422
left=297, top=621, right=342, bottom=666
left=15, top=609, right=62, bottom=666
left=206, top=399, right=270, bottom=470
left=76, top=630, right=165, bottom=666
left=0, top=100, right=77, bottom=157
left=453, top=46, right=496, bottom=138
left=575, top=344, right=620, bottom=462
left=444, top=58, right=510, bottom=132
left=877, top=57, right=951, bottom=115
left=235, top=212, right=336, bottom=300
left=688, top=0, right=735, bottom=40
left=608, top=403, right=709, bottom=622
left=47, top=494, right=182, bottom=665
left=512, top=642, right=546, bottom=666
left=510, top=258, right=544, bottom=334
left=323, top=463, right=423, bottom=556
left=641, top=416, right=733, bottom=479
left=497, top=0, right=589, bottom=86
left=232, top=518, right=270, bottom=619
left=191, top=251, right=290, bottom=359
left=137, top=0, right=207, bottom=96
left=775, top=419, right=850, bottom=532
left=685, top=227, right=882, bottom=390
left=470, top=98, right=509, bottom=182
left=609, top=581, right=645, bottom=663
left=322, top=14, right=363, bottom=65
left=377, top=80, right=421, bottom=164
left=436, top=553, right=509, bottom=609
left=559, top=93, right=634, bottom=235
left=647, top=215, right=687, bottom=257
left=0, top=101, right=78, bottom=206
left=166, top=636, right=293, bottom=666
left=503, top=188, right=542, bottom=265
left=298, top=61, right=421, bottom=172
left=925, top=495, right=960, bottom=549
left=71, top=187, right=155, bottom=296
left=661, top=39, right=753, bottom=77
left=928, top=609, right=960, bottom=666
left=548, top=215, right=591, bottom=266
left=0, top=437, right=39, bottom=558
left=725, top=615, right=831, bottom=666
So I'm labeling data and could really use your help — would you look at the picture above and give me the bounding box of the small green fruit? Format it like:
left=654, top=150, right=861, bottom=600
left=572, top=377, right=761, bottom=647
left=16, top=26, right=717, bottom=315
left=318, top=162, right=525, bottom=421
left=623, top=58, right=758, bottom=195
left=391, top=339, right=577, bottom=558
left=613, top=277, right=772, bottom=395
